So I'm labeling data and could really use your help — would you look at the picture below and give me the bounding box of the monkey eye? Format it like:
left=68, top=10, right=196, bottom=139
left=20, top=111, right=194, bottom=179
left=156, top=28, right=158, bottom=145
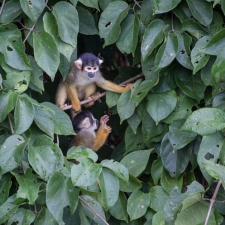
left=87, top=67, right=92, bottom=70
left=93, top=67, right=97, bottom=70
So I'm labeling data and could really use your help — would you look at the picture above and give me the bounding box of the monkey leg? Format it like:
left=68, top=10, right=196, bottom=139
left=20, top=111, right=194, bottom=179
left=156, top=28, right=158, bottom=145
left=83, top=83, right=97, bottom=108
left=65, top=84, right=81, bottom=113
left=55, top=82, right=68, bottom=109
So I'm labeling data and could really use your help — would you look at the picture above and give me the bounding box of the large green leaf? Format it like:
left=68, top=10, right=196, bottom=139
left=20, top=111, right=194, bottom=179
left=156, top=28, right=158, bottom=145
left=152, top=0, right=182, bottom=14
left=43, top=12, right=74, bottom=61
left=0, top=0, right=22, bottom=24
left=14, top=95, right=35, bottom=134
left=141, top=19, right=166, bottom=60
left=116, top=14, right=139, bottom=56
left=34, top=208, right=57, bottom=225
left=8, top=208, right=35, bottom=225
left=78, top=0, right=99, bottom=10
left=140, top=0, right=153, bottom=25
left=175, top=68, right=205, bottom=102
left=212, top=51, right=225, bottom=83
left=191, top=36, right=210, bottom=74
left=52, top=2, right=79, bottom=47
left=200, top=28, right=225, bottom=55
left=28, top=136, right=64, bottom=181
left=71, top=157, right=102, bottom=187
left=119, top=175, right=142, bottom=192
left=99, top=168, right=119, bottom=208
left=98, top=1, right=129, bottom=47
left=147, top=90, right=177, bottom=124
left=0, top=135, right=27, bottom=176
left=46, top=172, right=79, bottom=225
left=120, top=150, right=153, bottom=177
left=0, top=174, right=12, bottom=206
left=155, top=33, right=178, bottom=70
left=187, top=0, right=213, bottom=26
left=33, top=32, right=59, bottom=81
left=77, top=6, right=98, bottom=35
left=0, top=91, right=18, bottom=122
left=20, top=0, right=45, bottom=21
left=12, top=169, right=41, bottom=204
left=127, top=108, right=141, bottom=134
left=127, top=190, right=150, bottom=220
left=182, top=108, right=225, bottom=135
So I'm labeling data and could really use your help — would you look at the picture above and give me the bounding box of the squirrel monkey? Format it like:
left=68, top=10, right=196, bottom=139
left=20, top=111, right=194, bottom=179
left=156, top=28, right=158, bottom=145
left=70, top=110, right=111, bottom=151
left=55, top=53, right=132, bottom=113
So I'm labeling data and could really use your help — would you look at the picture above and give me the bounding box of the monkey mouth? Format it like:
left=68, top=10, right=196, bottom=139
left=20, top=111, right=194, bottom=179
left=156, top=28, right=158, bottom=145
left=87, top=72, right=95, bottom=78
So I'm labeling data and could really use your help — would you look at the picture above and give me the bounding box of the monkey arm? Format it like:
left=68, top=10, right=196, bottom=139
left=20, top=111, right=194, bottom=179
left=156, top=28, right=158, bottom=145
left=96, top=79, right=132, bottom=94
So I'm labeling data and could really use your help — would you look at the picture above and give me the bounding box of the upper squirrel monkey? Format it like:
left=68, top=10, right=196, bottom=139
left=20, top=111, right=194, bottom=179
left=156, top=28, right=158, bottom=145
left=70, top=110, right=111, bottom=151
left=55, top=53, right=132, bottom=113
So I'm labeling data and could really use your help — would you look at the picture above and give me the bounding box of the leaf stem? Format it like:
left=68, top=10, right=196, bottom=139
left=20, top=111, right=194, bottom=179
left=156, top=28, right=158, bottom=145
left=204, top=180, right=222, bottom=225
left=63, top=73, right=144, bottom=110
left=79, top=197, right=109, bottom=225
left=0, top=0, right=6, bottom=16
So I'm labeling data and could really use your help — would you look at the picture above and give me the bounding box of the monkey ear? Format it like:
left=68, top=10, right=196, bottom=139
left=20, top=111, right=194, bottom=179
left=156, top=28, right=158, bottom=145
left=74, top=58, right=82, bottom=69
left=98, top=58, right=103, bottom=64
left=82, top=117, right=91, bottom=128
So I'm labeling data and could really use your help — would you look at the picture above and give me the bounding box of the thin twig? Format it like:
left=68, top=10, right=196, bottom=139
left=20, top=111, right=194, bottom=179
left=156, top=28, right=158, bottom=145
left=0, top=0, right=6, bottom=16
left=63, top=73, right=144, bottom=111
left=133, top=0, right=141, bottom=8
left=79, top=197, right=110, bottom=225
left=204, top=180, right=222, bottom=225
left=8, top=114, right=14, bottom=134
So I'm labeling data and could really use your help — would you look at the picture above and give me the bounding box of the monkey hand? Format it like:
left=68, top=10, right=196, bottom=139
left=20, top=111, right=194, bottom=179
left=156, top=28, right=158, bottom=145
left=100, top=115, right=112, bottom=133
left=123, top=83, right=132, bottom=91
left=84, top=92, right=101, bottom=108
left=71, top=102, right=81, bottom=113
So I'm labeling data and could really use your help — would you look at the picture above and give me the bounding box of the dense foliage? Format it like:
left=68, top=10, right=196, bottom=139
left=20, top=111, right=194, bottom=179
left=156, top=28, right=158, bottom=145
left=1, top=0, right=225, bottom=224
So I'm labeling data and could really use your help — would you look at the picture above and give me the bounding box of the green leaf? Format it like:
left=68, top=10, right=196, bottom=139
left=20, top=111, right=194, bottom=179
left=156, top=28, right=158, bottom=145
left=2, top=38, right=31, bottom=70
left=99, top=168, right=119, bottom=208
left=43, top=12, right=74, bottom=61
left=67, top=146, right=98, bottom=162
left=116, top=14, right=139, bottom=55
left=125, top=126, right=146, bottom=154
left=77, top=6, right=98, bottom=35
left=80, top=195, right=106, bottom=224
left=200, top=28, right=225, bottom=55
left=0, top=0, right=22, bottom=24
left=106, top=91, right=120, bottom=108
left=155, top=33, right=178, bottom=70
left=182, top=108, right=225, bottom=135
left=42, top=102, right=75, bottom=135
left=182, top=19, right=209, bottom=39
left=120, top=149, right=153, bottom=177
left=0, top=174, right=12, bottom=205
left=12, top=169, right=41, bottom=205
left=141, top=19, right=166, bottom=60
left=175, top=67, right=205, bottom=102
left=168, top=119, right=197, bottom=151
left=127, top=108, right=141, bottom=134
left=172, top=1, right=191, bottom=23
left=20, top=0, right=45, bottom=21
left=176, top=32, right=193, bottom=70
left=151, top=158, right=163, bottom=185
left=187, top=0, right=213, bottom=26
left=8, top=208, right=35, bottom=225
left=98, top=1, right=129, bottom=47
left=152, top=211, right=165, bottom=225
left=150, top=186, right=169, bottom=212
left=119, top=174, right=142, bottom=192
left=212, top=51, right=225, bottom=83
left=140, top=0, right=153, bottom=25
left=28, top=137, right=64, bottom=181
left=33, top=32, right=59, bottom=81
left=34, top=104, right=54, bottom=138
left=101, top=159, right=129, bottom=181
left=0, top=135, right=27, bottom=176
left=52, top=2, right=79, bottom=47
left=152, top=0, right=182, bottom=14
left=71, top=157, right=102, bottom=187
left=191, top=36, right=210, bottom=74
left=147, top=90, right=177, bottom=124
left=0, top=195, right=18, bottom=224
left=117, top=89, right=135, bottom=123
left=160, top=133, right=191, bottom=178
left=34, top=208, right=57, bottom=225
left=46, top=172, right=79, bottom=225
left=14, top=95, right=34, bottom=134
left=127, top=190, right=150, bottom=220
left=0, top=91, right=18, bottom=122
left=78, top=0, right=99, bottom=10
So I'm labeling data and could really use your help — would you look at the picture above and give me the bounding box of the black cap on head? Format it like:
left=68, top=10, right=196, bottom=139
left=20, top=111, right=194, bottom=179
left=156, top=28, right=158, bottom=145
left=79, top=53, right=100, bottom=68
left=72, top=110, right=93, bottom=132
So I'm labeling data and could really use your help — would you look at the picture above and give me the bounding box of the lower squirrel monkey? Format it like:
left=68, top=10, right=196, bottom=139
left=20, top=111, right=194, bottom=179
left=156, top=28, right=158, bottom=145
left=70, top=110, right=111, bottom=151
left=55, top=52, right=132, bottom=113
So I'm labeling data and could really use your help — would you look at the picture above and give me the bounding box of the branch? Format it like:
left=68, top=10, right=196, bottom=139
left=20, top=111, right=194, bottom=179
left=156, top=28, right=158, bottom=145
left=63, top=73, right=144, bottom=111
left=204, top=180, right=222, bottom=225
left=0, top=0, right=6, bottom=16
left=23, top=0, right=49, bottom=43
left=79, top=197, right=109, bottom=225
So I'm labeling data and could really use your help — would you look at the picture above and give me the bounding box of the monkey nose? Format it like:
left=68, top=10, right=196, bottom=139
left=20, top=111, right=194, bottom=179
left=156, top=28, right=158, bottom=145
left=87, top=72, right=95, bottom=78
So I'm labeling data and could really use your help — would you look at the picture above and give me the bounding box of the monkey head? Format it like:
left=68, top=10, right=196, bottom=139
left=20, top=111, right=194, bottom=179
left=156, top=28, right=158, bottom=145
left=74, top=53, right=103, bottom=78
left=72, top=110, right=99, bottom=132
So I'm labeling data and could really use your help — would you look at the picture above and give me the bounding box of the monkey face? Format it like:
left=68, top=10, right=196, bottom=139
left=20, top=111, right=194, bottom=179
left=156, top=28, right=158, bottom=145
left=84, top=66, right=99, bottom=78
